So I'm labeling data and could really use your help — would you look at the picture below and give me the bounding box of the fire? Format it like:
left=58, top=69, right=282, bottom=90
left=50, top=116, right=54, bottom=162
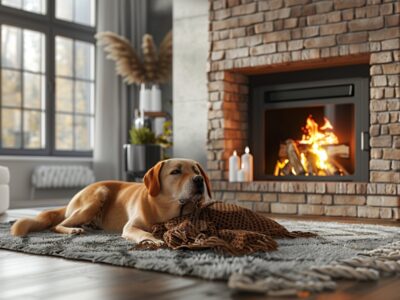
left=300, top=116, right=338, bottom=147
left=299, top=116, right=338, bottom=171
left=275, top=115, right=347, bottom=177
left=274, top=159, right=289, bottom=176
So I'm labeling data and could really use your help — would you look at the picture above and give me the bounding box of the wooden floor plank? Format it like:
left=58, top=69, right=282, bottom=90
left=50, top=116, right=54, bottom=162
left=1, top=209, right=399, bottom=300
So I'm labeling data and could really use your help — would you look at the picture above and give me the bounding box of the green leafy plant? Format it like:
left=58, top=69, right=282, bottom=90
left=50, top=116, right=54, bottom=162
left=156, top=120, right=173, bottom=149
left=129, top=127, right=156, bottom=145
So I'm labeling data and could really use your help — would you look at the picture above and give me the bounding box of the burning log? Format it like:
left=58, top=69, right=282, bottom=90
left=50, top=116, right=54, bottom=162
left=278, top=143, right=288, bottom=159
left=330, top=158, right=350, bottom=176
left=286, top=139, right=305, bottom=176
left=281, top=162, right=293, bottom=176
left=324, top=160, right=339, bottom=176
left=274, top=115, right=351, bottom=177
left=324, top=144, right=350, bottom=158
left=304, top=151, right=319, bottom=175
left=275, top=142, right=350, bottom=177
left=274, top=159, right=292, bottom=176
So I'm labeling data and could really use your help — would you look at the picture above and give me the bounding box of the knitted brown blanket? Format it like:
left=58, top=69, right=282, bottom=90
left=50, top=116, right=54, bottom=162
left=136, top=202, right=316, bottom=255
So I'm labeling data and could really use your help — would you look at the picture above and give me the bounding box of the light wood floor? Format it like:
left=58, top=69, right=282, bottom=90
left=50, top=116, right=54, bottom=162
left=0, top=208, right=399, bottom=300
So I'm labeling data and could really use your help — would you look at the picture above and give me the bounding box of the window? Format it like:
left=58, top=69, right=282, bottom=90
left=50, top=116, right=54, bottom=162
left=1, top=25, right=46, bottom=149
left=55, top=37, right=94, bottom=151
left=0, top=0, right=96, bottom=156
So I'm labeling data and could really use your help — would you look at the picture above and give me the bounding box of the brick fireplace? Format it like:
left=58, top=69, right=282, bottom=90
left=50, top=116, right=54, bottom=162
left=207, top=0, right=400, bottom=219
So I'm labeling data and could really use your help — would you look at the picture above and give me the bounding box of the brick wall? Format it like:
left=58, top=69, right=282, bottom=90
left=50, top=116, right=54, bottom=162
left=207, top=0, right=400, bottom=219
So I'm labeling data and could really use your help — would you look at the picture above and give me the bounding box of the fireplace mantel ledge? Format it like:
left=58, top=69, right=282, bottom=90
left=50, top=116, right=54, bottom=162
left=211, top=180, right=400, bottom=196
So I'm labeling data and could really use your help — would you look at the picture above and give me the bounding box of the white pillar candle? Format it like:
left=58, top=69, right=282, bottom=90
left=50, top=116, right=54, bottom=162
left=237, top=169, right=246, bottom=182
left=229, top=150, right=240, bottom=182
left=241, top=146, right=253, bottom=182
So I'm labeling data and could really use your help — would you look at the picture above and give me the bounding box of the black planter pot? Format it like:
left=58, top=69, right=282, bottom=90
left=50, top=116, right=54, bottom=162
left=124, top=144, right=162, bottom=181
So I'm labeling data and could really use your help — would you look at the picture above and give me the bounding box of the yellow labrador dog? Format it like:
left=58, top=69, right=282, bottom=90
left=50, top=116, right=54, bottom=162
left=11, top=159, right=211, bottom=245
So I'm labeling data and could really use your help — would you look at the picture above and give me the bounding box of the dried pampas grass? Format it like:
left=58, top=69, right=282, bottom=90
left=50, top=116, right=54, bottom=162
left=158, top=31, right=173, bottom=85
left=96, top=31, right=172, bottom=85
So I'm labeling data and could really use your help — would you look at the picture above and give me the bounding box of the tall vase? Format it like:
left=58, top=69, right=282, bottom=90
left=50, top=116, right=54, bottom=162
left=150, top=84, right=163, bottom=136
left=150, top=84, right=162, bottom=112
left=139, top=83, right=151, bottom=112
left=136, top=83, right=151, bottom=129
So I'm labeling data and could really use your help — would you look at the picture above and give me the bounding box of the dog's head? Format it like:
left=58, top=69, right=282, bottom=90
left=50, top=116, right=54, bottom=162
left=144, top=159, right=211, bottom=207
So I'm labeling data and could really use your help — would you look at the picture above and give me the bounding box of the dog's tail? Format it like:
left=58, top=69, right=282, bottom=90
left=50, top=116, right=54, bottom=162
left=10, top=207, right=67, bottom=237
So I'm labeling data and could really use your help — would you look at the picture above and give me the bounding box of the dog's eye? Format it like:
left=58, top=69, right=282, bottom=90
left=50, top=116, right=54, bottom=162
left=170, top=169, right=181, bottom=175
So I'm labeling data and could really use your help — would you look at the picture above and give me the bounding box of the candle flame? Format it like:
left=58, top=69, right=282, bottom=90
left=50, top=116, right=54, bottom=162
left=245, top=146, right=250, bottom=154
left=233, top=150, right=237, bottom=156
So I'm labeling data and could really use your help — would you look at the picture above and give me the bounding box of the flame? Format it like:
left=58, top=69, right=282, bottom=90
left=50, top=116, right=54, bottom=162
left=300, top=116, right=338, bottom=146
left=274, top=115, right=341, bottom=176
left=320, top=118, right=333, bottom=130
left=274, top=159, right=289, bottom=176
left=299, top=115, right=338, bottom=172
left=300, top=152, right=307, bottom=172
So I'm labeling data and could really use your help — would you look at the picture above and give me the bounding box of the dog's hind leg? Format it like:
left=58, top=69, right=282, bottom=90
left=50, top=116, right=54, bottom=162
left=52, top=186, right=109, bottom=235
left=11, top=207, right=67, bottom=236
left=52, top=209, right=89, bottom=234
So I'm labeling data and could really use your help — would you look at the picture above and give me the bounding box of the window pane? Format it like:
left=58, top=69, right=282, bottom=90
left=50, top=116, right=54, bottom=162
left=1, top=25, right=22, bottom=69
left=75, top=115, right=92, bottom=150
left=56, top=36, right=73, bottom=77
left=1, top=0, right=21, bottom=9
left=23, top=73, right=44, bottom=109
left=1, top=0, right=46, bottom=14
left=74, top=0, right=95, bottom=26
left=55, top=0, right=73, bottom=22
left=75, top=40, right=94, bottom=80
left=1, top=70, right=21, bottom=107
left=56, top=0, right=95, bottom=26
left=22, top=0, right=46, bottom=14
left=56, top=113, right=73, bottom=150
left=23, top=110, right=44, bottom=149
left=56, top=78, right=73, bottom=112
left=1, top=108, right=21, bottom=148
left=23, top=29, right=45, bottom=72
left=75, top=81, right=94, bottom=114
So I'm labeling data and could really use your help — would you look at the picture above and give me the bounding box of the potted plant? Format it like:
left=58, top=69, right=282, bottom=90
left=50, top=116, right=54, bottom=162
left=124, top=127, right=162, bottom=180
left=156, top=120, right=173, bottom=158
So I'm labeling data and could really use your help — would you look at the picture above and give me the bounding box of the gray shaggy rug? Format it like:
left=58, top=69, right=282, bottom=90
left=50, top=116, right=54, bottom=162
left=1, top=220, right=399, bottom=296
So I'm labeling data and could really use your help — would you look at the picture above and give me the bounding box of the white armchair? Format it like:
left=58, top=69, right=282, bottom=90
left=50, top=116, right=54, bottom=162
left=0, top=165, right=10, bottom=214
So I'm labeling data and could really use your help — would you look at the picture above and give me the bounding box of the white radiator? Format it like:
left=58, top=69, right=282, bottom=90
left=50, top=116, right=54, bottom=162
left=31, top=165, right=95, bottom=200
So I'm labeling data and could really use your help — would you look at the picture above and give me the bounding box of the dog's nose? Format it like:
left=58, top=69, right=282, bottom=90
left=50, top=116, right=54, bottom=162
left=192, top=175, right=204, bottom=188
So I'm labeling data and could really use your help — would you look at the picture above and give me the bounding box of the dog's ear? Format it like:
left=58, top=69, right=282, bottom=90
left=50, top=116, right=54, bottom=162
left=196, top=163, right=212, bottom=199
left=144, top=161, right=164, bottom=197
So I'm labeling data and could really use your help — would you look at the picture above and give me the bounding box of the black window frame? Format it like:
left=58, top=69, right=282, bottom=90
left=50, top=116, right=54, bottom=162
left=0, top=0, right=97, bottom=157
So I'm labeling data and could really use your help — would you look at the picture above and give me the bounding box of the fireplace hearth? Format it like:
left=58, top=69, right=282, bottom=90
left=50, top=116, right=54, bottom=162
left=250, top=66, right=369, bottom=181
left=207, top=0, right=400, bottom=220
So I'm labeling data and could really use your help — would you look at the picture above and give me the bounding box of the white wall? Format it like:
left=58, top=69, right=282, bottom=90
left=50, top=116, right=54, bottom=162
left=172, top=0, right=208, bottom=168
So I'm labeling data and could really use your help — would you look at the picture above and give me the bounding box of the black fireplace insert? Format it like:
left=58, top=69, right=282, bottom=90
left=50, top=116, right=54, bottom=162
left=250, top=65, right=369, bottom=181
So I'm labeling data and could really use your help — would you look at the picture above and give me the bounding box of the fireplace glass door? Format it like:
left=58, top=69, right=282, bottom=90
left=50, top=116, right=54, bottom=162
left=250, top=66, right=369, bottom=181
left=265, top=103, right=354, bottom=177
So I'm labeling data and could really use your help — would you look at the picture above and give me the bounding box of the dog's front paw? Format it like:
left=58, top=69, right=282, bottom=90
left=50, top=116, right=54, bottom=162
left=142, top=238, right=165, bottom=247
left=70, top=228, right=85, bottom=235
